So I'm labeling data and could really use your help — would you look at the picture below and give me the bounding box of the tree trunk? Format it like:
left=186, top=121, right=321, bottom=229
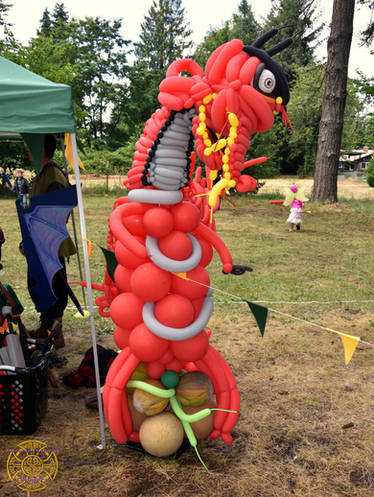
left=311, top=0, right=355, bottom=203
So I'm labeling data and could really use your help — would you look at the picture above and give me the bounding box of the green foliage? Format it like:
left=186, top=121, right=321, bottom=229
left=341, top=79, right=365, bottom=150
left=12, top=7, right=130, bottom=147
left=286, top=62, right=324, bottom=176
left=232, top=0, right=260, bottom=43
left=0, top=0, right=17, bottom=54
left=194, top=23, right=232, bottom=68
left=0, top=141, right=33, bottom=173
left=134, top=0, right=192, bottom=72
left=194, top=0, right=260, bottom=67
left=111, top=0, right=193, bottom=149
left=359, top=0, right=374, bottom=45
left=362, top=114, right=374, bottom=147
left=366, top=155, right=374, bottom=187
left=78, top=146, right=134, bottom=175
left=263, top=0, right=322, bottom=78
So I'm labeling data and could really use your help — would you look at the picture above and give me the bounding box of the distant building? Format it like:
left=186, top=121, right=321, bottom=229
left=339, top=146, right=373, bottom=173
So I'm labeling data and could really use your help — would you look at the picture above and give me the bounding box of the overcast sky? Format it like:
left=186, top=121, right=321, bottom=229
left=8, top=0, right=374, bottom=78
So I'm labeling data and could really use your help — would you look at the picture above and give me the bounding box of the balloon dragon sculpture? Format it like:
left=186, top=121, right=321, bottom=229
left=94, top=29, right=293, bottom=461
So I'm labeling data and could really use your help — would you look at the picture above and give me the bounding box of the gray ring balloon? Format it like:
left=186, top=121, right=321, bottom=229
left=146, top=233, right=202, bottom=272
left=128, top=189, right=182, bottom=205
left=142, top=297, right=213, bottom=341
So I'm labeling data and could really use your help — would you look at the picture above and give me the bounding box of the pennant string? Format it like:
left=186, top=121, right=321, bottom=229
left=173, top=273, right=374, bottom=350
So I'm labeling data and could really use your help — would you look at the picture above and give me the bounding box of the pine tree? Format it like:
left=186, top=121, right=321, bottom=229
left=0, top=0, right=15, bottom=53
left=134, top=0, right=192, bottom=72
left=250, top=0, right=323, bottom=175
left=52, top=2, right=69, bottom=27
left=232, top=0, right=260, bottom=43
left=38, top=8, right=52, bottom=36
left=360, top=0, right=374, bottom=45
left=194, top=1, right=259, bottom=67
left=264, top=0, right=322, bottom=76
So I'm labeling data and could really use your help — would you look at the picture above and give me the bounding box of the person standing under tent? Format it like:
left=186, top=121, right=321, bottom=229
left=10, top=169, right=29, bottom=208
left=22, top=134, right=76, bottom=348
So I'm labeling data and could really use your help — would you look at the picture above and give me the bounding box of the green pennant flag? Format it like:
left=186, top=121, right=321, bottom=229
left=100, top=247, right=118, bottom=281
left=244, top=300, right=268, bottom=337
left=22, top=133, right=45, bottom=172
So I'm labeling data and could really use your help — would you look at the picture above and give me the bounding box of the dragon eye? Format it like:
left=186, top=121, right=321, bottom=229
left=258, top=69, right=276, bottom=93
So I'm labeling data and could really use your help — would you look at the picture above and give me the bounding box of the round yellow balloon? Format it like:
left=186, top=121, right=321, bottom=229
left=139, top=412, right=184, bottom=457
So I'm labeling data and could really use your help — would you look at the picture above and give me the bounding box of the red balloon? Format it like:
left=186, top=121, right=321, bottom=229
left=129, top=323, right=168, bottom=361
left=171, top=266, right=210, bottom=299
left=130, top=262, right=171, bottom=302
left=123, top=214, right=146, bottom=236
left=197, top=237, right=213, bottom=267
left=114, top=326, right=131, bottom=349
left=110, top=292, right=144, bottom=330
left=236, top=175, right=257, bottom=192
left=171, top=202, right=201, bottom=232
left=165, top=358, right=182, bottom=373
left=159, top=349, right=174, bottom=364
left=191, top=296, right=205, bottom=319
left=146, top=361, right=166, bottom=379
left=143, top=207, right=174, bottom=238
left=115, top=241, right=148, bottom=270
left=158, top=231, right=192, bottom=261
left=114, top=265, right=133, bottom=293
left=170, top=330, right=209, bottom=361
left=154, top=293, right=195, bottom=328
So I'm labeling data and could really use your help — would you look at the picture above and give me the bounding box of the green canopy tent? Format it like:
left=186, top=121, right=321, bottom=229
left=0, top=56, right=106, bottom=448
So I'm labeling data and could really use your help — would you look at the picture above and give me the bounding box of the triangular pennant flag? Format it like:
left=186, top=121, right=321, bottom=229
left=64, top=133, right=85, bottom=170
left=100, top=247, right=118, bottom=281
left=244, top=300, right=268, bottom=337
left=22, top=133, right=44, bottom=172
left=172, top=272, right=188, bottom=280
left=338, top=332, right=360, bottom=365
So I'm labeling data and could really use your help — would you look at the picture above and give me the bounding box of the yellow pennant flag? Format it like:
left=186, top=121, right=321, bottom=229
left=338, top=332, right=360, bottom=365
left=172, top=272, right=188, bottom=280
left=64, top=133, right=85, bottom=170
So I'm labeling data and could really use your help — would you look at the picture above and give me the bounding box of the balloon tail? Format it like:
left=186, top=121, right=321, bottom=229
left=194, top=445, right=209, bottom=472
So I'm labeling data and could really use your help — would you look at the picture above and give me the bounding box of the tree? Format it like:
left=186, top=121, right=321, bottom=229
left=115, top=0, right=192, bottom=146
left=38, top=8, right=52, bottom=36
left=360, top=0, right=374, bottom=45
left=134, top=0, right=192, bottom=72
left=0, top=0, right=16, bottom=54
left=249, top=0, right=323, bottom=176
left=194, top=1, right=259, bottom=67
left=51, top=3, right=69, bottom=26
left=366, top=155, right=374, bottom=186
left=18, top=9, right=130, bottom=147
left=194, top=23, right=232, bottom=68
left=311, top=0, right=355, bottom=202
left=263, top=0, right=322, bottom=78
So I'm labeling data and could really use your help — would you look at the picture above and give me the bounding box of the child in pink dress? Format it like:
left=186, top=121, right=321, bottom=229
left=285, top=185, right=307, bottom=232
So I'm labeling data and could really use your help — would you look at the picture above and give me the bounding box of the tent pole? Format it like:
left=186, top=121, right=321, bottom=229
left=59, top=136, right=87, bottom=308
left=71, top=132, right=106, bottom=450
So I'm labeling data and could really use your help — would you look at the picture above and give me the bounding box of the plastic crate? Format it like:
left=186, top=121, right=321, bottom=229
left=0, top=342, right=52, bottom=435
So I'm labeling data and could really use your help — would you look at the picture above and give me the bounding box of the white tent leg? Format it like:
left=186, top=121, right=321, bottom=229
left=71, top=132, right=106, bottom=450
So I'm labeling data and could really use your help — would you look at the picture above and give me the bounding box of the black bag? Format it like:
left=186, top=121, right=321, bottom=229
left=63, top=345, right=117, bottom=387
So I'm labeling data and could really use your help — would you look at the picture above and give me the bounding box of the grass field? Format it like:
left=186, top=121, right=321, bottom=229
left=0, top=179, right=374, bottom=497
